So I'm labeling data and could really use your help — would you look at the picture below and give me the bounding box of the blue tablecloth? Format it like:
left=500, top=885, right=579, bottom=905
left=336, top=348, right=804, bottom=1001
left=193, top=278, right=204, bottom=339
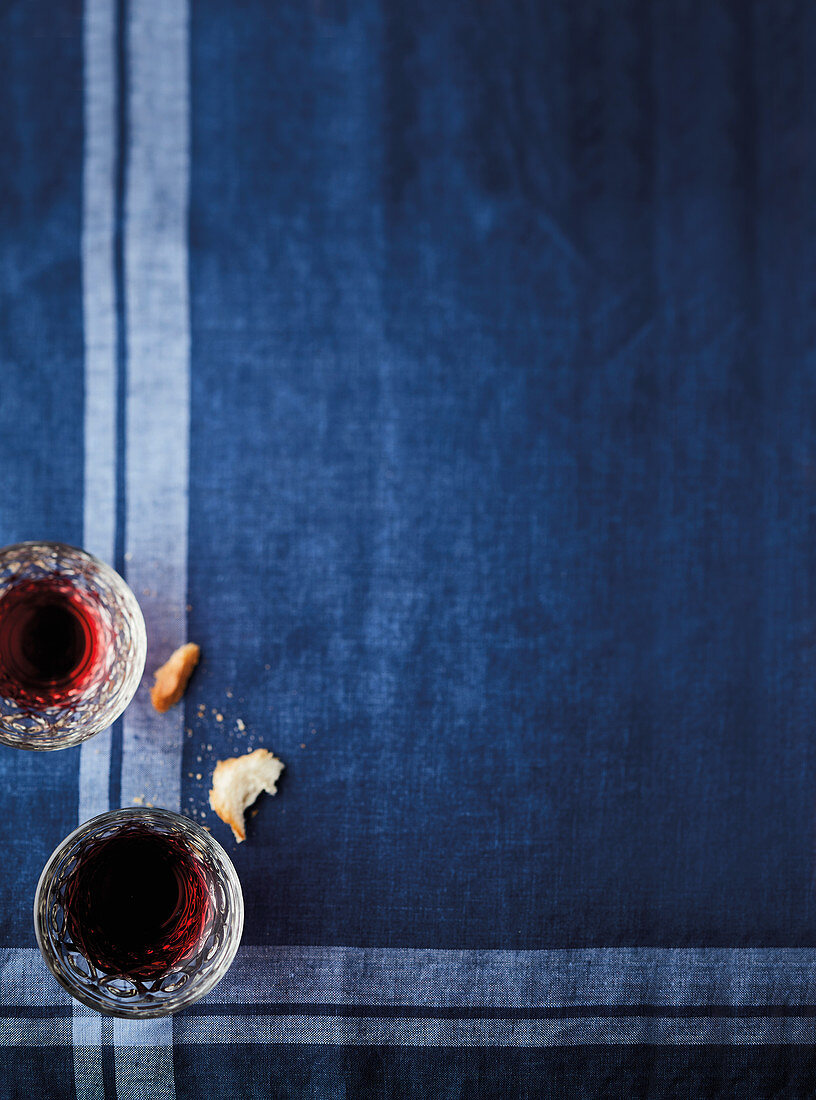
left=3, top=0, right=816, bottom=1095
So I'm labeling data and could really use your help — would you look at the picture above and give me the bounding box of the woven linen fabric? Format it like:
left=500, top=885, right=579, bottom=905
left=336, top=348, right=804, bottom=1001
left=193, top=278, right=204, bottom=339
left=3, top=0, right=816, bottom=1095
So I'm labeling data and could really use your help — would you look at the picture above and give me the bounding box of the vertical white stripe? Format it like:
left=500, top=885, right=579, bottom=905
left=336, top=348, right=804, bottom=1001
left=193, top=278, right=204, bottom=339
left=79, top=0, right=118, bottom=1093
left=114, top=1018, right=176, bottom=1100
left=114, top=1, right=190, bottom=1095
left=80, top=0, right=117, bottom=828
left=121, top=0, right=190, bottom=814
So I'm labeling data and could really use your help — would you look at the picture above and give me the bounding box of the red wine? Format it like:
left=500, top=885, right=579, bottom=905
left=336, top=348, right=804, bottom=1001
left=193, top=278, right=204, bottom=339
left=0, top=577, right=110, bottom=707
left=64, top=827, right=212, bottom=979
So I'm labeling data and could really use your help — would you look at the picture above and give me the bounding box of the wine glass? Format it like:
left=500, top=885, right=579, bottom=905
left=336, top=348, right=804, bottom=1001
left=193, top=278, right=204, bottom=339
left=34, top=807, right=244, bottom=1016
left=0, top=541, right=146, bottom=750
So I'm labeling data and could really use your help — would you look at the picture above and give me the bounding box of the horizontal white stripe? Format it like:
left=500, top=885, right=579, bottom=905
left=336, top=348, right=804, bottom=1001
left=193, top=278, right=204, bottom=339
left=114, top=1016, right=174, bottom=1049
left=9, top=1015, right=816, bottom=1048
left=0, top=950, right=72, bottom=1007
left=10, top=947, right=816, bottom=1010
left=203, top=946, right=816, bottom=1008
left=0, top=1020, right=73, bottom=1047
left=175, top=1014, right=816, bottom=1047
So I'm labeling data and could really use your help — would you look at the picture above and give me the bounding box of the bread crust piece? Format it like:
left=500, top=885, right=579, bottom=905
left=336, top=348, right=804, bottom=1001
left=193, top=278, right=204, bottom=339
left=209, top=748, right=285, bottom=842
left=150, top=643, right=201, bottom=713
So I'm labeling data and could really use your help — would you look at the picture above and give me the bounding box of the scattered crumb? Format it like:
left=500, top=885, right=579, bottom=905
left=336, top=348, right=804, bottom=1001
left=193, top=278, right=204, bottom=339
left=196, top=773, right=202, bottom=780
left=300, top=743, right=306, bottom=749
left=150, top=643, right=201, bottom=713
left=146, top=801, right=154, bottom=808
left=186, top=603, right=192, bottom=612
left=206, top=744, right=212, bottom=751
left=264, top=664, right=270, bottom=670
left=124, top=552, right=133, bottom=561
left=209, top=748, right=284, bottom=843
left=142, top=588, right=151, bottom=596
left=215, top=713, right=223, bottom=723
left=226, top=691, right=233, bottom=698
left=236, top=719, right=245, bottom=732
left=132, top=795, right=144, bottom=804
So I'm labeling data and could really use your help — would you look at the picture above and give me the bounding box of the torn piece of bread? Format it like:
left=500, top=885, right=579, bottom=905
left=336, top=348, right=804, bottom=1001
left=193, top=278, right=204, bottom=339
left=150, top=643, right=200, bottom=713
left=209, top=748, right=284, bottom=842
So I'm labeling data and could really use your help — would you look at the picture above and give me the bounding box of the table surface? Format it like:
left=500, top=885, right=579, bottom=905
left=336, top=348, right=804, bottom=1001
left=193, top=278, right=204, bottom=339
left=3, top=0, right=816, bottom=1096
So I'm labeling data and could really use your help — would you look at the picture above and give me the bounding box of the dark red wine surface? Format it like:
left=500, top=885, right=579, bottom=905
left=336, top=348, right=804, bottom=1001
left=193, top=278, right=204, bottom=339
left=0, top=576, right=109, bottom=707
left=64, top=827, right=211, bottom=978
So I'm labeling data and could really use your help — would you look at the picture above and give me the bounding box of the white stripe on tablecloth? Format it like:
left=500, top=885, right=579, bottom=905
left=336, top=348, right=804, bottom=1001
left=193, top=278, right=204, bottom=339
left=11, top=1013, right=816, bottom=1048
left=11, top=945, right=816, bottom=1045
left=79, top=0, right=117, bottom=831
left=200, top=945, right=816, bottom=1008
left=78, top=0, right=119, bottom=1091
left=113, top=0, right=191, bottom=1089
left=113, top=1017, right=175, bottom=1099
left=173, top=1014, right=816, bottom=1047
left=11, top=945, right=816, bottom=1008
left=120, top=0, right=190, bottom=816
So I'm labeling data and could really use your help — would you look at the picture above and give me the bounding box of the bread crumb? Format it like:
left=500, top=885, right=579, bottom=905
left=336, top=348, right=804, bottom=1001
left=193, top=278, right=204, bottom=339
left=196, top=773, right=202, bottom=780
left=236, top=719, right=245, bottom=732
left=132, top=795, right=144, bottom=804
left=215, top=713, right=223, bottom=723
left=150, top=643, right=200, bottom=713
left=208, top=748, right=284, bottom=843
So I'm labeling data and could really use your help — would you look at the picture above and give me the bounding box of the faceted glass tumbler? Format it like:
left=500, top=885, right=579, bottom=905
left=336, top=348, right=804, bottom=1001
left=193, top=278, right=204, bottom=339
left=0, top=541, right=146, bottom=750
left=34, top=808, right=244, bottom=1017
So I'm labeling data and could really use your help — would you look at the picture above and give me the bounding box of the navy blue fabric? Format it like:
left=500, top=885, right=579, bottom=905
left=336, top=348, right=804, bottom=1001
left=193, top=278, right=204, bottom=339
left=4, top=0, right=816, bottom=1095
left=189, top=0, right=816, bottom=949
left=171, top=1046, right=816, bottom=1100
left=0, top=0, right=83, bottom=945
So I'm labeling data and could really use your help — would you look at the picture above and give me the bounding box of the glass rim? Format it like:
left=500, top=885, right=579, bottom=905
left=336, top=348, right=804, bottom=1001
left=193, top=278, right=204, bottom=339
left=34, top=807, right=245, bottom=1017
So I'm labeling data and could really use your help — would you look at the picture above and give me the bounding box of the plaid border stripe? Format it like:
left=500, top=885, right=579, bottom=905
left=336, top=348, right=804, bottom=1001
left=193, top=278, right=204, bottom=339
left=10, top=947, right=816, bottom=1047
left=10, top=947, right=816, bottom=1009
left=194, top=946, right=816, bottom=1009
left=11, top=1014, right=816, bottom=1048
